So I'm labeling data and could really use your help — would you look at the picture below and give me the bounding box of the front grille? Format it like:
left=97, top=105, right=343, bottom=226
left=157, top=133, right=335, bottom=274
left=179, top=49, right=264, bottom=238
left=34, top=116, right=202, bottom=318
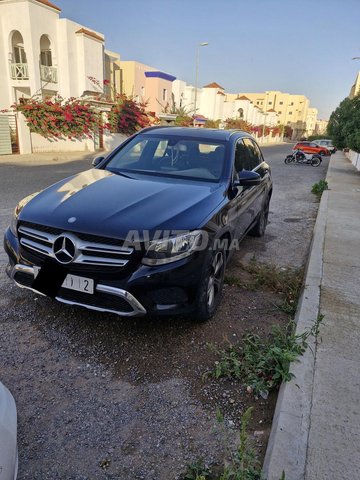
left=18, top=221, right=134, bottom=268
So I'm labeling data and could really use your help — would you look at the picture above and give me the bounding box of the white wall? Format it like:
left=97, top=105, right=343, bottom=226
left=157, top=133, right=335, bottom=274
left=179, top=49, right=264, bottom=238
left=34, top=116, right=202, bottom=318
left=31, top=132, right=95, bottom=153
left=345, top=149, right=360, bottom=171
left=103, top=132, right=127, bottom=151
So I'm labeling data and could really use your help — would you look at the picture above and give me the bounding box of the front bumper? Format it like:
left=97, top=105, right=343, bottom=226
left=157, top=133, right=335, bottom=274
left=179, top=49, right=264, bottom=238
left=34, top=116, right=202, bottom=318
left=4, top=228, right=205, bottom=317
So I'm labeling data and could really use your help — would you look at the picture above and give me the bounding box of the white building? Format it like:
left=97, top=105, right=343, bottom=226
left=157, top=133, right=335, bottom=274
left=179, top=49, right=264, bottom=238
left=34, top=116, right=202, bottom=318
left=305, top=107, right=318, bottom=136
left=0, top=0, right=115, bottom=154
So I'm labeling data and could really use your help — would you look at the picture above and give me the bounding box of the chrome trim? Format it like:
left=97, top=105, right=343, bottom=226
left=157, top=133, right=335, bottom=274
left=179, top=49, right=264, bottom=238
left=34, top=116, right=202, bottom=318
left=96, top=284, right=146, bottom=315
left=20, top=237, right=53, bottom=256
left=18, top=225, right=133, bottom=268
left=18, top=225, right=57, bottom=243
left=9, top=263, right=147, bottom=317
left=77, top=240, right=133, bottom=255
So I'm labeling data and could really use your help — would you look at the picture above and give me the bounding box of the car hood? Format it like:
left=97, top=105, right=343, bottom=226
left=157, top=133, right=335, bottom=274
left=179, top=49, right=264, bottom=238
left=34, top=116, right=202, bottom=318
left=20, top=169, right=226, bottom=239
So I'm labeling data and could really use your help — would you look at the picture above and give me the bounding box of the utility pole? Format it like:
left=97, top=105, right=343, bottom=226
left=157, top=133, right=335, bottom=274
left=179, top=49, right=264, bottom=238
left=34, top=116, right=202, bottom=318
left=193, top=42, right=208, bottom=127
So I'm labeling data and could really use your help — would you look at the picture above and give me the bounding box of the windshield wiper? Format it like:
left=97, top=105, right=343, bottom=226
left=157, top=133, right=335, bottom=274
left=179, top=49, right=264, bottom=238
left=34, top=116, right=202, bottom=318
left=106, top=168, right=134, bottom=179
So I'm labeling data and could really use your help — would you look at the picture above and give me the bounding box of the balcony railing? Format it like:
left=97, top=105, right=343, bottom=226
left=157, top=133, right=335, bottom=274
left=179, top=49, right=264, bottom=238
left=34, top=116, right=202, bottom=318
left=10, top=63, right=29, bottom=80
left=40, top=65, right=58, bottom=83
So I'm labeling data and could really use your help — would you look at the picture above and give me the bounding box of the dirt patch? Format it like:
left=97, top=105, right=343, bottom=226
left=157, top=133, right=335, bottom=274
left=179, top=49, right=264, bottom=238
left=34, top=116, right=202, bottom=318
left=0, top=255, right=288, bottom=480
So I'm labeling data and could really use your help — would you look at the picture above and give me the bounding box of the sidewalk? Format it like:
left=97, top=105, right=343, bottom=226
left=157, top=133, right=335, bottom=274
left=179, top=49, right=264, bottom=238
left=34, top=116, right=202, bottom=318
left=263, top=151, right=360, bottom=479
left=0, top=151, right=95, bottom=165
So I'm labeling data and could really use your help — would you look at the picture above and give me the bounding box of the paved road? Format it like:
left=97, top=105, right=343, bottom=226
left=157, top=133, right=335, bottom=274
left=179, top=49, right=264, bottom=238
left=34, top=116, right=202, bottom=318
left=0, top=145, right=329, bottom=479
left=239, top=143, right=329, bottom=268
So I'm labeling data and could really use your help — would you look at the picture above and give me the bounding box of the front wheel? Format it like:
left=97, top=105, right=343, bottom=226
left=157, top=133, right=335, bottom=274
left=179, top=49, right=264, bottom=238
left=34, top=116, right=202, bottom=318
left=311, top=156, right=321, bottom=167
left=284, top=155, right=293, bottom=164
left=193, top=246, right=226, bottom=322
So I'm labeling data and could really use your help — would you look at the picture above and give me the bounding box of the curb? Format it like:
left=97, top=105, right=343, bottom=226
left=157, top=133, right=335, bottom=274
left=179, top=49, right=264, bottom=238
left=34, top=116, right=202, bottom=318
left=262, top=157, right=333, bottom=479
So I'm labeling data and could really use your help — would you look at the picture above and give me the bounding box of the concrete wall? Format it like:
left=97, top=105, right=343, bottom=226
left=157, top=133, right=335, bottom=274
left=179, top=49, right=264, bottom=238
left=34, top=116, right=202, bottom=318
left=31, top=132, right=95, bottom=153
left=345, top=149, right=360, bottom=171
left=103, top=132, right=127, bottom=151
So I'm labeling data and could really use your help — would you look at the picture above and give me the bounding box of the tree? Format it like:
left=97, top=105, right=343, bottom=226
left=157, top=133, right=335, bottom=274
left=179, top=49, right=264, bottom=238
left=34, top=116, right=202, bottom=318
left=328, top=94, right=360, bottom=151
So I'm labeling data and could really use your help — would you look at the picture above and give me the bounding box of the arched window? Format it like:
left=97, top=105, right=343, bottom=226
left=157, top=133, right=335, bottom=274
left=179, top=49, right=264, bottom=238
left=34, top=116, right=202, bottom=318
left=10, top=31, right=28, bottom=79
left=40, top=35, right=57, bottom=83
left=40, top=35, right=52, bottom=67
left=238, top=107, right=244, bottom=119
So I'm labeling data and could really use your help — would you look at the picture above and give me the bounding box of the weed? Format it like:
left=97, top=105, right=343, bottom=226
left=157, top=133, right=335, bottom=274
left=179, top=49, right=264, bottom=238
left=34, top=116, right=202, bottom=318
left=209, top=315, right=324, bottom=397
left=182, top=459, right=211, bottom=480
left=241, top=259, right=304, bottom=318
left=311, top=179, right=328, bottom=199
left=181, top=408, right=261, bottom=480
left=219, top=407, right=261, bottom=480
left=224, top=275, right=246, bottom=288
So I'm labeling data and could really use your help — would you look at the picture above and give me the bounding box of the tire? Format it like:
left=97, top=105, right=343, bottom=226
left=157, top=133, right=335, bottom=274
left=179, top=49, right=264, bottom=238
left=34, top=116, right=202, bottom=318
left=284, top=155, right=293, bottom=164
left=193, top=245, right=226, bottom=321
left=311, top=156, right=321, bottom=167
left=249, top=196, right=270, bottom=237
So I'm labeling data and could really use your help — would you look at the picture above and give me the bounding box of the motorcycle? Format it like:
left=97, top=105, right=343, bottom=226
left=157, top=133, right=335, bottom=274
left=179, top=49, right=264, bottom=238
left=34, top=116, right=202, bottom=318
left=284, top=149, right=322, bottom=167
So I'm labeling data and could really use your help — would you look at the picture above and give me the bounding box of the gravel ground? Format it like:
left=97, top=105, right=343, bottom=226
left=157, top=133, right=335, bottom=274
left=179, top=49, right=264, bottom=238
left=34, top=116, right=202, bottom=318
left=0, top=145, right=329, bottom=479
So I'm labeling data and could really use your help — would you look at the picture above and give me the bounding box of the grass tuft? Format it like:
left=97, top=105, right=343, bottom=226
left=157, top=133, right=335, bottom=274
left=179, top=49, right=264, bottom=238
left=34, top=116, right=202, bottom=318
left=311, top=179, right=328, bottom=199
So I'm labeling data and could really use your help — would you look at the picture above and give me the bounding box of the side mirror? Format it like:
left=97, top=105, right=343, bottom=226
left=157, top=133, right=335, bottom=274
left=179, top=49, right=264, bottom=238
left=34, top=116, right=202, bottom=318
left=236, top=170, right=261, bottom=187
left=92, top=156, right=105, bottom=167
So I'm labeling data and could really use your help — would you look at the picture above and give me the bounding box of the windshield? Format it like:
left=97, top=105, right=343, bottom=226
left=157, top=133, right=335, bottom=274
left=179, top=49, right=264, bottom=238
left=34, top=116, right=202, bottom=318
left=105, top=134, right=226, bottom=182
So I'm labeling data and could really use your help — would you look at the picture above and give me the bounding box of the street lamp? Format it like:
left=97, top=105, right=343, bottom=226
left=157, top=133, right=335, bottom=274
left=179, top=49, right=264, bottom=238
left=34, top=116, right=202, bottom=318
left=193, top=41, right=208, bottom=126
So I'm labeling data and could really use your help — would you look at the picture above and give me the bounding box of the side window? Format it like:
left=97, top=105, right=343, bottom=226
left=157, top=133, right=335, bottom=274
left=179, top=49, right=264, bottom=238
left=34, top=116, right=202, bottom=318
left=235, top=140, right=250, bottom=172
left=243, top=138, right=262, bottom=170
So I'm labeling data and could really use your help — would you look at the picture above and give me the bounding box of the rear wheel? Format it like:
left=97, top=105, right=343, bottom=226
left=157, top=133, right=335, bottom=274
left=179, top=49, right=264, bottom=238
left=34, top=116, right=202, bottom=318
left=193, top=246, right=226, bottom=322
left=311, top=156, right=321, bottom=167
left=249, top=196, right=270, bottom=237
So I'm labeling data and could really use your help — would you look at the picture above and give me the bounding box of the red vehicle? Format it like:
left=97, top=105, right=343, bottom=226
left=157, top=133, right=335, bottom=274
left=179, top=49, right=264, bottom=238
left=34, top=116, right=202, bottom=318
left=293, top=141, right=330, bottom=156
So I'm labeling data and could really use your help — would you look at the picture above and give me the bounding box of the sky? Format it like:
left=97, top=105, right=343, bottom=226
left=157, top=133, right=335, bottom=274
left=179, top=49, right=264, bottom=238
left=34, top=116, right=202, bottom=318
left=53, top=0, right=360, bottom=119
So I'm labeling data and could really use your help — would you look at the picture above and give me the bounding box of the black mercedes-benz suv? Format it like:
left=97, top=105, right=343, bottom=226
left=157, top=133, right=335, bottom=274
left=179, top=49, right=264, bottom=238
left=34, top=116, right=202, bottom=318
left=4, top=127, right=272, bottom=321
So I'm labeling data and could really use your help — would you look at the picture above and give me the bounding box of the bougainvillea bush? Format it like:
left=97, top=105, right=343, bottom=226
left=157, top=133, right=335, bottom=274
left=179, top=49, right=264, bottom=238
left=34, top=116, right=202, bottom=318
left=13, top=96, right=100, bottom=139
left=106, top=95, right=151, bottom=136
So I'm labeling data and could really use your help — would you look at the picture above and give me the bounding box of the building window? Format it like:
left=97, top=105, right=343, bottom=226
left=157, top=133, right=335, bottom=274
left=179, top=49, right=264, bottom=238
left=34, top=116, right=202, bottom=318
left=162, top=89, right=167, bottom=101
left=279, top=101, right=283, bottom=105
left=14, top=45, right=27, bottom=63
left=268, top=101, right=272, bottom=105
left=141, top=86, right=145, bottom=97
left=10, top=31, right=28, bottom=80
left=278, top=111, right=282, bottom=114
left=290, top=102, right=294, bottom=106
left=40, top=50, right=52, bottom=66
left=288, top=111, right=293, bottom=115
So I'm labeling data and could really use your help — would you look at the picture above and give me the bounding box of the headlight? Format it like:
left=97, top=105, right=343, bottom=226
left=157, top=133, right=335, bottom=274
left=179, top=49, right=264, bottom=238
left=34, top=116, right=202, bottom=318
left=9, top=192, right=40, bottom=237
left=9, top=209, right=19, bottom=237
left=142, top=230, right=205, bottom=266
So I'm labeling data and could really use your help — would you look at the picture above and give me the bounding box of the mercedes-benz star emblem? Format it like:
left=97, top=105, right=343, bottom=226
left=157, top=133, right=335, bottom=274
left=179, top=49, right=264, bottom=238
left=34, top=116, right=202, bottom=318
left=53, top=235, right=77, bottom=264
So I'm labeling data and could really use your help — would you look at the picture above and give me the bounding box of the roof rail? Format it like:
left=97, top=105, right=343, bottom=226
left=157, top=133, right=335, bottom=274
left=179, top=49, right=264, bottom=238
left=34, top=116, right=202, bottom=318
left=140, top=125, right=177, bottom=133
left=228, top=129, right=252, bottom=138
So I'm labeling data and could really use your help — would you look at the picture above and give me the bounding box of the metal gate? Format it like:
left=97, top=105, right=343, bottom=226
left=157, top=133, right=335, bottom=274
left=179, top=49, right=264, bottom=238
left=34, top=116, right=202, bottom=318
left=0, top=114, right=19, bottom=155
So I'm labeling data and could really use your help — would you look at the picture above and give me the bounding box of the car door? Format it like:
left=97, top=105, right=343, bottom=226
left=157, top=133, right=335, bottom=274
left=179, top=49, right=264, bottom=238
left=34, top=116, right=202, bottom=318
left=241, top=138, right=269, bottom=228
left=226, top=138, right=264, bottom=240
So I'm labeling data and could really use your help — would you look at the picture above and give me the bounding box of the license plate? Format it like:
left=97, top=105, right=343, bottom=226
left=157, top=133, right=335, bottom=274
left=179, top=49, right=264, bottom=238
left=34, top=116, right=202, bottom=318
left=33, top=266, right=94, bottom=294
